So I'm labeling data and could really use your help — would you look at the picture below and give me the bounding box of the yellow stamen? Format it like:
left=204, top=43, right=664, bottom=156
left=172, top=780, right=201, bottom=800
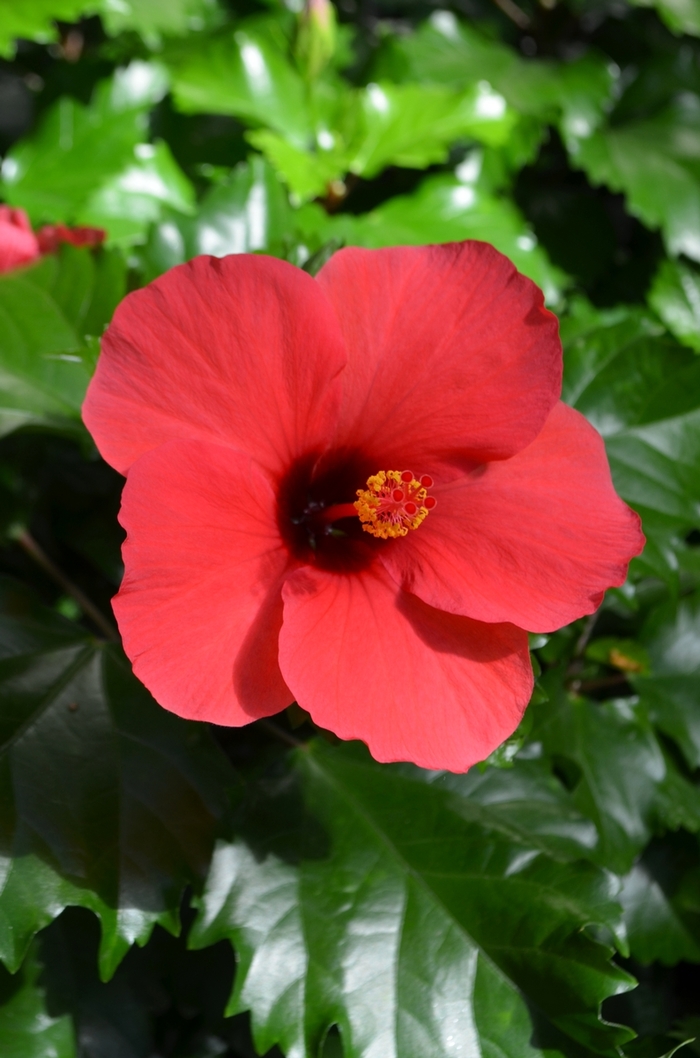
left=354, top=470, right=436, bottom=540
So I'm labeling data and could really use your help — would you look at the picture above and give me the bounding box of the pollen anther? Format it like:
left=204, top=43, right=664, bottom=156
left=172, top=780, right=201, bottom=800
left=354, top=470, right=436, bottom=539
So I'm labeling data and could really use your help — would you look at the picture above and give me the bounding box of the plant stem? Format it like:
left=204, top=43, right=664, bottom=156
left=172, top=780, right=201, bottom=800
left=15, top=529, right=120, bottom=642
left=259, top=718, right=306, bottom=748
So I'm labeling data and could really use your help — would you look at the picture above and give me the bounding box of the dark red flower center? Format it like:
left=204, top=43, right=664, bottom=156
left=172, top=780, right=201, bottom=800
left=277, top=451, right=435, bottom=572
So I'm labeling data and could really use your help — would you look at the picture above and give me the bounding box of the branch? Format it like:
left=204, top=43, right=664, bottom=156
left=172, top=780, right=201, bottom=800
left=14, top=529, right=120, bottom=643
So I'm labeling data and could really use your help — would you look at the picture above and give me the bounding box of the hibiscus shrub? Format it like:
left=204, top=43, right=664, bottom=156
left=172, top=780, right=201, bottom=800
left=1, top=1, right=700, bottom=1056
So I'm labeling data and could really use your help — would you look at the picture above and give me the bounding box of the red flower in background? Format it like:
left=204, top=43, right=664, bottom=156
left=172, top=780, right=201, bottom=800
left=36, top=224, right=106, bottom=255
left=0, top=205, right=105, bottom=275
left=0, top=206, right=40, bottom=273
left=83, top=243, right=644, bottom=771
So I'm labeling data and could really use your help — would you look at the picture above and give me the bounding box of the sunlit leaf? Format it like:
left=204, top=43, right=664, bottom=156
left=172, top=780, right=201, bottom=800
left=649, top=258, right=700, bottom=353
left=373, top=11, right=617, bottom=140
left=0, top=64, right=171, bottom=226
left=190, top=741, right=633, bottom=1058
left=140, top=155, right=293, bottom=278
left=571, top=94, right=700, bottom=263
left=297, top=165, right=566, bottom=303
left=79, top=140, right=196, bottom=246
left=562, top=304, right=700, bottom=578
left=0, top=0, right=220, bottom=56
left=0, top=944, right=76, bottom=1058
left=0, top=246, right=125, bottom=437
left=169, top=18, right=311, bottom=144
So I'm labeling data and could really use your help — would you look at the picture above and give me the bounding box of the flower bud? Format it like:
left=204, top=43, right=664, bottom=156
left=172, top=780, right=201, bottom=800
left=295, top=0, right=337, bottom=80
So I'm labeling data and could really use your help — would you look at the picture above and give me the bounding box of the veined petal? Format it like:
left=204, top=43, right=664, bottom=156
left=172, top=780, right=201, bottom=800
left=83, top=254, right=346, bottom=477
left=279, top=564, right=532, bottom=771
left=315, top=242, right=561, bottom=469
left=114, top=439, right=293, bottom=724
left=383, top=402, right=645, bottom=632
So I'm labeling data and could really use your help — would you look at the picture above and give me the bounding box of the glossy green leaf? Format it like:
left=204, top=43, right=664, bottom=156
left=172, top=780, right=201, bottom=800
left=141, top=155, right=293, bottom=278
left=571, top=94, right=700, bottom=263
left=169, top=18, right=311, bottom=144
left=429, top=755, right=600, bottom=861
left=346, top=80, right=516, bottom=176
left=0, top=64, right=169, bottom=226
left=649, top=259, right=700, bottom=353
left=297, top=165, right=566, bottom=303
left=562, top=304, right=700, bottom=577
left=374, top=11, right=616, bottom=139
left=0, top=0, right=219, bottom=55
left=250, top=79, right=518, bottom=201
left=79, top=140, right=196, bottom=247
left=536, top=692, right=673, bottom=874
left=0, top=577, right=235, bottom=979
left=245, top=129, right=341, bottom=200
left=0, top=0, right=94, bottom=57
left=619, top=863, right=700, bottom=966
left=0, top=245, right=125, bottom=437
left=635, top=596, right=700, bottom=770
left=0, top=944, right=75, bottom=1058
left=28, top=244, right=127, bottom=339
left=99, top=0, right=221, bottom=42
left=0, top=267, right=88, bottom=437
left=191, top=741, right=634, bottom=1058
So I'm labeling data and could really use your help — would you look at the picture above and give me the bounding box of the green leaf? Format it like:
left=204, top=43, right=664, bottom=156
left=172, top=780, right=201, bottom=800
left=79, top=140, right=196, bottom=247
left=169, top=18, right=311, bottom=144
left=0, top=0, right=95, bottom=58
left=535, top=692, right=672, bottom=874
left=28, top=244, right=127, bottom=339
left=0, top=64, right=177, bottom=231
left=0, top=0, right=220, bottom=56
left=251, top=79, right=517, bottom=201
left=99, top=0, right=222, bottom=43
left=649, top=259, right=700, bottom=354
left=141, top=155, right=293, bottom=279
left=562, top=304, right=700, bottom=578
left=297, top=164, right=566, bottom=304
left=0, top=244, right=125, bottom=437
left=190, top=741, right=634, bottom=1058
left=0, top=943, right=76, bottom=1058
left=571, top=94, right=700, bottom=263
left=246, top=129, right=341, bottom=200
left=635, top=595, right=700, bottom=770
left=627, top=0, right=700, bottom=38
left=0, top=267, right=88, bottom=438
left=374, top=12, right=616, bottom=138
left=0, top=576, right=236, bottom=980
left=345, top=80, right=517, bottom=177
left=434, top=755, right=600, bottom=861
left=619, top=863, right=700, bottom=966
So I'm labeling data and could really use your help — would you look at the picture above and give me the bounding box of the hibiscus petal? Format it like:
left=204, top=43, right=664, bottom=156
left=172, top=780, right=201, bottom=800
left=315, top=241, right=561, bottom=468
left=0, top=206, right=40, bottom=273
left=114, top=439, right=293, bottom=724
left=83, top=254, right=346, bottom=477
left=279, top=564, right=532, bottom=771
left=383, top=402, right=645, bottom=632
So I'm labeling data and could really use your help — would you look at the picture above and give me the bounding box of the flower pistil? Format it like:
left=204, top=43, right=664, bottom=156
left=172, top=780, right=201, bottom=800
left=354, top=470, right=436, bottom=539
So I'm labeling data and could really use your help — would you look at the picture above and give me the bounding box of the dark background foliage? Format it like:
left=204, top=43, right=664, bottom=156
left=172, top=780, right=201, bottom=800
left=1, top=0, right=700, bottom=1053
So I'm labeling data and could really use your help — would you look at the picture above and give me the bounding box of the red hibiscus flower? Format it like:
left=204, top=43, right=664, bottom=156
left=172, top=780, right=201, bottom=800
left=0, top=204, right=106, bottom=275
left=83, top=242, right=644, bottom=771
left=36, top=224, right=105, bottom=255
left=0, top=206, right=40, bottom=273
